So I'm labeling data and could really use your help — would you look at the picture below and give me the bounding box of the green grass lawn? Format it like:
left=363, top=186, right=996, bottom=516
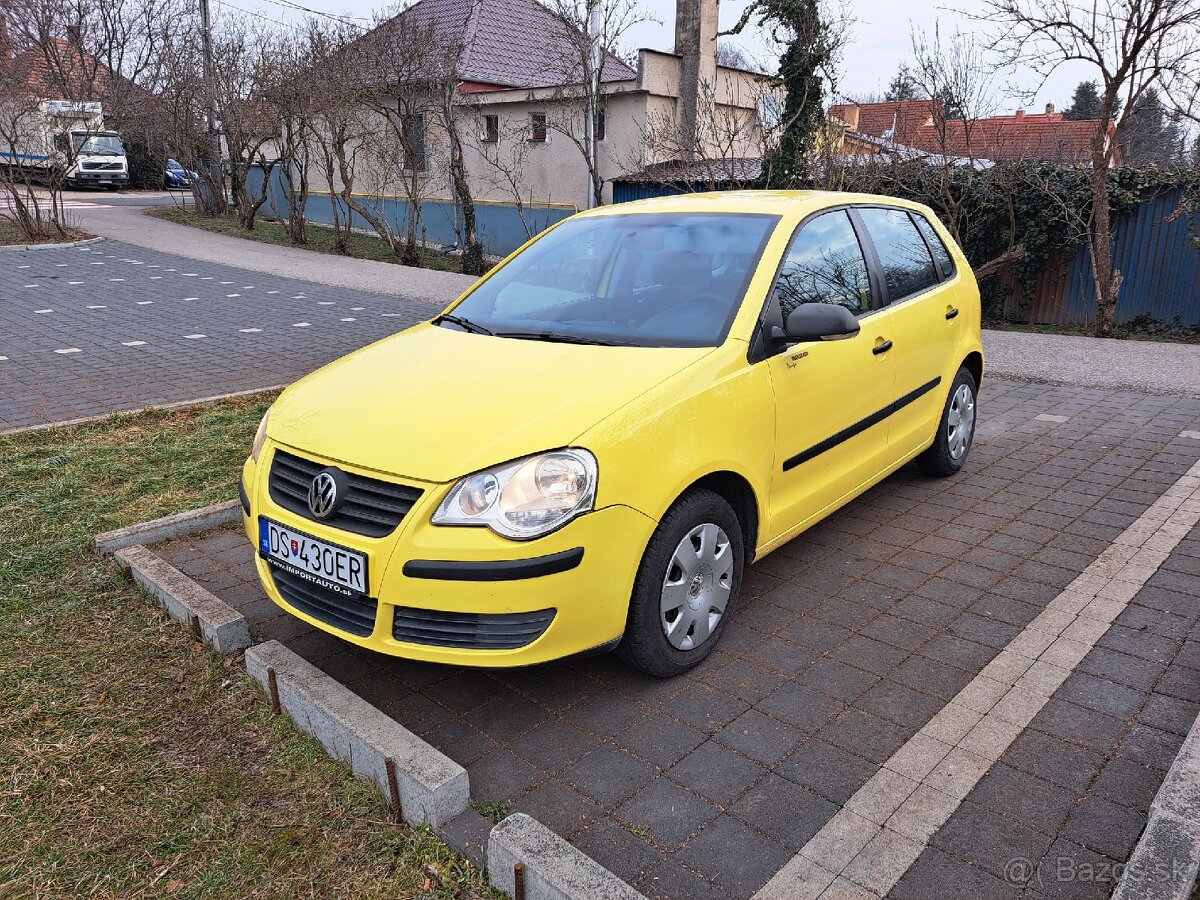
left=147, top=206, right=471, bottom=274
left=0, top=397, right=491, bottom=899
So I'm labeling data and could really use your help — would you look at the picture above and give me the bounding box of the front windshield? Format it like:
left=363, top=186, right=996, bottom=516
left=445, top=212, right=779, bottom=347
left=72, top=134, right=124, bottom=156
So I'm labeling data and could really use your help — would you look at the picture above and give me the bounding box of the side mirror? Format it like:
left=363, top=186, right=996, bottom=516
left=772, top=303, right=861, bottom=345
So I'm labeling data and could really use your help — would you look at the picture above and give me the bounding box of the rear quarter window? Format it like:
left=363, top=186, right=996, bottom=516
left=912, top=214, right=956, bottom=280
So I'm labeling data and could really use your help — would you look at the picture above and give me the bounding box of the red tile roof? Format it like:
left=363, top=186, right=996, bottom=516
left=828, top=99, right=938, bottom=145
left=830, top=99, right=1120, bottom=164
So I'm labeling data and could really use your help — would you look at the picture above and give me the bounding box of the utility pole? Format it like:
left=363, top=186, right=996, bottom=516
left=198, top=0, right=222, bottom=213
left=584, top=0, right=602, bottom=208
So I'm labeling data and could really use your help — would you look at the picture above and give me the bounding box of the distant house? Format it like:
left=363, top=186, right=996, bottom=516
left=827, top=99, right=1121, bottom=165
left=271, top=0, right=777, bottom=254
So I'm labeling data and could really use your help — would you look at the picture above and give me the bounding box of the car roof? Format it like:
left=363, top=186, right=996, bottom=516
left=579, top=190, right=933, bottom=222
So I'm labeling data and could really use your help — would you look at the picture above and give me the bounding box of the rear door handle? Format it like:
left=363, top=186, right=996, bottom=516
left=945, top=308, right=959, bottom=320
left=872, top=340, right=893, bottom=355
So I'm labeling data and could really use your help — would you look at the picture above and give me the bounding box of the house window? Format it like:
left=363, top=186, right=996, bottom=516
left=529, top=113, right=547, bottom=143
left=401, top=114, right=426, bottom=171
left=481, top=114, right=498, bottom=143
left=596, top=110, right=605, bottom=141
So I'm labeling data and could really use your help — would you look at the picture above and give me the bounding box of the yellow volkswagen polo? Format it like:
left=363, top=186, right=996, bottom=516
left=241, top=191, right=983, bottom=676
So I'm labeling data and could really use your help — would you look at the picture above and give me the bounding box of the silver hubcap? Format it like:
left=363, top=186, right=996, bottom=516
left=660, top=523, right=734, bottom=651
left=947, top=383, right=976, bottom=460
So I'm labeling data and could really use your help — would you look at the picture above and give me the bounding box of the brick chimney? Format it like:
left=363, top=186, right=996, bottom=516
left=675, top=0, right=718, bottom=161
left=1045, top=102, right=1056, bottom=115
left=1014, top=109, right=1025, bottom=120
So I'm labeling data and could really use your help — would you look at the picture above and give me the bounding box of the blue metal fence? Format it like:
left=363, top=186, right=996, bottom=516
left=246, top=164, right=576, bottom=257
left=1061, top=188, right=1200, bottom=326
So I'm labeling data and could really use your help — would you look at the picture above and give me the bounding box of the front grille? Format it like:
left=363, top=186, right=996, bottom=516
left=269, top=564, right=377, bottom=636
left=392, top=607, right=556, bottom=649
left=81, top=161, right=123, bottom=170
left=269, top=450, right=423, bottom=537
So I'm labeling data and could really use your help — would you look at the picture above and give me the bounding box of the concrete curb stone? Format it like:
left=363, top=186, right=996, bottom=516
left=245, top=640, right=469, bottom=828
left=1113, top=710, right=1200, bottom=900
left=114, top=544, right=251, bottom=652
left=487, top=813, right=647, bottom=900
left=94, top=499, right=243, bottom=555
left=0, top=235, right=104, bottom=252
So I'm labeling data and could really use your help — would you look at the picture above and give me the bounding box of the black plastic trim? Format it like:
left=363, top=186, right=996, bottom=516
left=392, top=606, right=556, bottom=649
left=402, top=547, right=584, bottom=581
left=239, top=474, right=251, bottom=516
left=782, top=376, right=942, bottom=471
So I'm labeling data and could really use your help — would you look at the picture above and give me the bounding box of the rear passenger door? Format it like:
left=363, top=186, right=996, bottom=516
left=854, top=207, right=960, bottom=457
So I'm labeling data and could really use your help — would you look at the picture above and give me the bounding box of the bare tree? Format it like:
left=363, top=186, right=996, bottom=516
left=984, top=0, right=1200, bottom=336
left=474, top=112, right=554, bottom=239
left=631, top=73, right=782, bottom=191
left=542, top=0, right=653, bottom=207
left=211, top=22, right=287, bottom=230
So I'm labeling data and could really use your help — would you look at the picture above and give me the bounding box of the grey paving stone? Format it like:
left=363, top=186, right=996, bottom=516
left=615, top=778, right=720, bottom=849
left=667, top=741, right=766, bottom=805
left=564, top=746, right=658, bottom=808
left=674, top=814, right=791, bottom=898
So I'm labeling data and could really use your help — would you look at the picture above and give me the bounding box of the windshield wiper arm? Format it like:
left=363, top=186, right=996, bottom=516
left=494, top=331, right=624, bottom=346
left=434, top=314, right=493, bottom=335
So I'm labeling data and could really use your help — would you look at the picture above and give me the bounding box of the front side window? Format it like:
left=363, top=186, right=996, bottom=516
left=442, top=212, right=778, bottom=347
left=857, top=207, right=938, bottom=303
left=912, top=214, right=956, bottom=280
left=773, top=210, right=871, bottom=317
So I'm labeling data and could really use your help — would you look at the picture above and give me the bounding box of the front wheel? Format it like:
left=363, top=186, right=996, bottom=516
left=917, top=366, right=977, bottom=477
left=617, top=489, right=744, bottom=677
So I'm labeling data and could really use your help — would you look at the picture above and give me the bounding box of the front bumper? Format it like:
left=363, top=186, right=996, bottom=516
left=241, top=447, right=656, bottom=667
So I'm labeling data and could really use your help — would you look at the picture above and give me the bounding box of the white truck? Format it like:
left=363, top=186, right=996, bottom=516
left=1, top=99, right=129, bottom=189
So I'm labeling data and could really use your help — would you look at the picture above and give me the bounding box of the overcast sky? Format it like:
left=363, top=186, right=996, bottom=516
left=234, top=0, right=1103, bottom=114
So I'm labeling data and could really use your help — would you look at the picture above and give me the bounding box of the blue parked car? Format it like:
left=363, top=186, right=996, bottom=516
left=164, top=158, right=198, bottom=189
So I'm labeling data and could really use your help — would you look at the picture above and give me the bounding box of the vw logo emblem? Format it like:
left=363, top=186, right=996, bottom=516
left=308, top=470, right=339, bottom=519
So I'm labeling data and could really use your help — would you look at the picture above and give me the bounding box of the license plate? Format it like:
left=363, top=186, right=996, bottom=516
left=258, top=517, right=368, bottom=597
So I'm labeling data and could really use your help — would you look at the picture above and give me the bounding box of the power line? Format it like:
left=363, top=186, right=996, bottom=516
left=255, top=0, right=371, bottom=25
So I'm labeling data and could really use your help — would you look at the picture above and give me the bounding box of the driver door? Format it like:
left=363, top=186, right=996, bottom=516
left=761, top=209, right=898, bottom=544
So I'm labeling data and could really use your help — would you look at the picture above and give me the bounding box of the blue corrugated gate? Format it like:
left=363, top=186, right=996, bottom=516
left=1062, top=188, right=1200, bottom=326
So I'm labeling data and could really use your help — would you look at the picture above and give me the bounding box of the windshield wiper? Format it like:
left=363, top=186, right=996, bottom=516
left=494, top=331, right=625, bottom=346
left=434, top=314, right=492, bottom=335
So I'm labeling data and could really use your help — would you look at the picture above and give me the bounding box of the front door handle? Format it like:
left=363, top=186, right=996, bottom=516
left=872, top=339, right=893, bottom=355
left=945, top=307, right=959, bottom=320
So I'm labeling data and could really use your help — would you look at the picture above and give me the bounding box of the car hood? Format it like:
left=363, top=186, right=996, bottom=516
left=269, top=323, right=715, bottom=483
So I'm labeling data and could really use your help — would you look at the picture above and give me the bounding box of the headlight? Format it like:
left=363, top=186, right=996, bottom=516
left=432, top=448, right=598, bottom=539
left=250, top=409, right=271, bottom=463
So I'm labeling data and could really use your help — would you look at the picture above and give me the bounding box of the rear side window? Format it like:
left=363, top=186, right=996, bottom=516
left=857, top=207, right=938, bottom=303
left=913, top=214, right=956, bottom=279
left=773, top=210, right=871, bottom=316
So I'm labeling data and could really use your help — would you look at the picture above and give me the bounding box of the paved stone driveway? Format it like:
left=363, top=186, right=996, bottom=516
left=0, top=241, right=434, bottom=430
left=155, top=378, right=1200, bottom=899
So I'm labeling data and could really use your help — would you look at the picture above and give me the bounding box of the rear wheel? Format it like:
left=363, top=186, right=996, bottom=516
left=617, top=489, right=743, bottom=677
left=917, top=366, right=977, bottom=477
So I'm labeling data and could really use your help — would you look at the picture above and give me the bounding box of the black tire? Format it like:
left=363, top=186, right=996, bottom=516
left=917, top=366, right=978, bottom=477
left=616, top=489, right=744, bottom=677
